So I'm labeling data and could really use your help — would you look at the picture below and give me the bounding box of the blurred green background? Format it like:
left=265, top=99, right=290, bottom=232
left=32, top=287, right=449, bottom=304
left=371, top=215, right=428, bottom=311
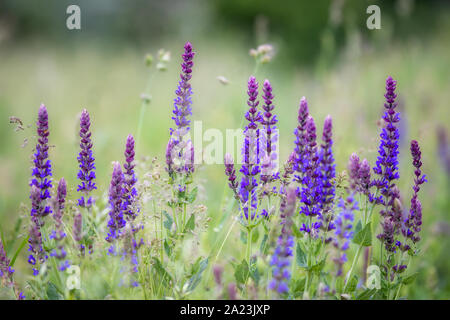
left=0, top=0, right=449, bottom=299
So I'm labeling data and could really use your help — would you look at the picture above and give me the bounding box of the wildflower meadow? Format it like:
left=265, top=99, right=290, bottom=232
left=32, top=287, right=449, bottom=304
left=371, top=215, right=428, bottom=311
left=0, top=1, right=449, bottom=303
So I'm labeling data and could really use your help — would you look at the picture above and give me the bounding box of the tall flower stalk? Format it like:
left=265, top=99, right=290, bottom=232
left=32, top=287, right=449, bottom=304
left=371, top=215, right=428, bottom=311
left=50, top=178, right=70, bottom=271
left=268, top=186, right=296, bottom=296
left=28, top=104, right=52, bottom=275
left=77, top=109, right=96, bottom=209
left=106, top=162, right=126, bottom=251
left=166, top=42, right=196, bottom=234
left=260, top=79, right=279, bottom=193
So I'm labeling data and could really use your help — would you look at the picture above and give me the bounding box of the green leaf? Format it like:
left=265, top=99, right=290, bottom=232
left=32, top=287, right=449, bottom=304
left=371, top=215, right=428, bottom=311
left=153, top=257, right=172, bottom=285
left=187, top=187, right=198, bottom=203
left=46, top=282, right=63, bottom=300
left=164, top=239, right=172, bottom=257
left=249, top=264, right=260, bottom=285
left=234, top=259, right=250, bottom=284
left=187, top=258, right=208, bottom=292
left=290, top=278, right=306, bottom=297
left=401, top=273, right=418, bottom=285
left=10, top=236, right=27, bottom=267
left=335, top=277, right=344, bottom=294
left=352, top=222, right=372, bottom=246
left=345, top=274, right=359, bottom=293
left=310, top=256, right=327, bottom=275
left=259, top=234, right=269, bottom=255
left=291, top=221, right=302, bottom=238
left=295, top=243, right=308, bottom=268
left=356, top=288, right=377, bottom=300
left=184, top=214, right=195, bottom=232
left=162, top=211, right=173, bottom=231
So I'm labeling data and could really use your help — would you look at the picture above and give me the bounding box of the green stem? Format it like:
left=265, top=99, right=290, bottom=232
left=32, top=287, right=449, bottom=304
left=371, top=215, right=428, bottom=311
left=246, top=227, right=253, bottom=263
left=344, top=244, right=362, bottom=292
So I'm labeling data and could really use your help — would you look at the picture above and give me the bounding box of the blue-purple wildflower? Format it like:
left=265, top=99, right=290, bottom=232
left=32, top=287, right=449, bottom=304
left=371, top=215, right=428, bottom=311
left=332, top=195, right=358, bottom=276
left=50, top=178, right=70, bottom=271
left=239, top=76, right=262, bottom=222
left=122, top=135, right=138, bottom=222
left=269, top=187, right=296, bottom=294
left=373, top=76, right=402, bottom=252
left=106, top=162, right=126, bottom=245
left=77, top=109, right=96, bottom=208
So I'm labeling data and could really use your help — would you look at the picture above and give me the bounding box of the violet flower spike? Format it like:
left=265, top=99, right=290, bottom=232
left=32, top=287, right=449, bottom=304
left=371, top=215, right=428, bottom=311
left=373, top=76, right=402, bottom=252
left=317, top=116, right=336, bottom=234
left=170, top=42, right=194, bottom=141
left=168, top=42, right=196, bottom=175
left=402, top=140, right=427, bottom=247
left=260, top=79, right=279, bottom=185
left=332, top=195, right=358, bottom=276
left=50, top=178, right=70, bottom=271
left=0, top=238, right=14, bottom=284
left=298, top=116, right=321, bottom=236
left=224, top=153, right=239, bottom=200
left=30, top=104, right=53, bottom=221
left=77, top=109, right=96, bottom=208
left=106, top=162, right=126, bottom=243
left=239, top=76, right=262, bottom=222
left=122, top=135, right=138, bottom=222
left=292, top=97, right=310, bottom=177
left=269, top=186, right=296, bottom=294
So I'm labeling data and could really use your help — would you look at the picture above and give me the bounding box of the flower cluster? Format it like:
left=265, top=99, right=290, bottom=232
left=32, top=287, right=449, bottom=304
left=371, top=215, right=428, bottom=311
left=317, top=116, right=336, bottom=235
left=30, top=104, right=53, bottom=220
left=402, top=140, right=427, bottom=247
left=297, top=116, right=322, bottom=235
left=167, top=42, right=196, bottom=176
left=0, top=238, right=14, bottom=285
left=50, top=178, right=70, bottom=271
left=122, top=135, right=138, bottom=222
left=77, top=109, right=96, bottom=208
left=239, top=76, right=262, bottom=222
left=348, top=153, right=371, bottom=195
left=106, top=162, right=126, bottom=244
left=28, top=104, right=52, bottom=275
left=332, top=195, right=357, bottom=276
left=260, top=79, right=279, bottom=187
left=269, top=187, right=296, bottom=294
left=374, top=76, right=402, bottom=252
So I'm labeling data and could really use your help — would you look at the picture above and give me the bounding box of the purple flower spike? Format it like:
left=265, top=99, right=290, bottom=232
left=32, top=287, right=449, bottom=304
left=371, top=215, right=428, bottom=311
left=0, top=238, right=14, bottom=284
left=224, top=153, right=239, bottom=199
left=168, top=42, right=196, bottom=176
left=51, top=178, right=70, bottom=269
left=373, top=76, right=402, bottom=252
left=73, top=210, right=83, bottom=243
left=239, top=76, right=262, bottom=222
left=293, top=97, right=310, bottom=173
left=317, top=116, right=336, bottom=234
left=332, top=195, right=358, bottom=276
left=348, top=153, right=371, bottom=195
left=402, top=140, right=427, bottom=246
left=348, top=153, right=360, bottom=191
left=372, top=76, right=400, bottom=199
left=106, top=162, right=126, bottom=242
left=297, top=116, right=321, bottom=235
left=319, top=116, right=336, bottom=212
left=30, top=104, right=52, bottom=220
left=269, top=186, right=296, bottom=295
left=170, top=42, right=195, bottom=142
left=122, top=135, right=138, bottom=221
left=77, top=109, right=96, bottom=209
left=260, top=79, right=279, bottom=186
